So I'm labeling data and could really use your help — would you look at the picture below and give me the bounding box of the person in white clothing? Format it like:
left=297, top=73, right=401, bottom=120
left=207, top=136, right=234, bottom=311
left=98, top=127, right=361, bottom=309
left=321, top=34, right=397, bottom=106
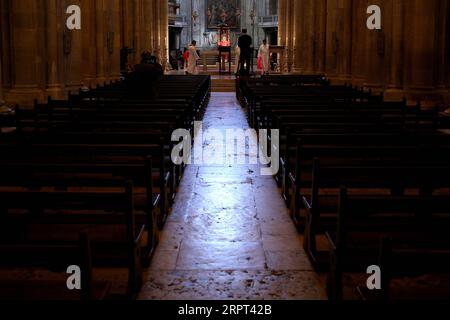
left=187, top=40, right=200, bottom=75
left=258, top=39, right=270, bottom=75
left=234, top=45, right=241, bottom=74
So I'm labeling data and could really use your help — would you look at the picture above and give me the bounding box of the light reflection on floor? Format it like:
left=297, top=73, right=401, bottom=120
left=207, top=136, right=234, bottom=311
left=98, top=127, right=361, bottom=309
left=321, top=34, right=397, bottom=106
left=138, top=93, right=326, bottom=300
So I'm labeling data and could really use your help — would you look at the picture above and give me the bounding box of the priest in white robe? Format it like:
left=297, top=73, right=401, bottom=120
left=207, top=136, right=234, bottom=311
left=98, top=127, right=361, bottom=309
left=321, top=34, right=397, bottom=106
left=187, top=40, right=200, bottom=75
left=234, top=45, right=241, bottom=74
left=258, top=40, right=270, bottom=75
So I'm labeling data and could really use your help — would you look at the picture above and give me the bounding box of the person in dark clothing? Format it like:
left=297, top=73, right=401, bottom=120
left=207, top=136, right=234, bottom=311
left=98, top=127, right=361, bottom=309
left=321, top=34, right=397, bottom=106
left=120, top=46, right=134, bottom=76
left=128, top=51, right=164, bottom=99
left=238, top=29, right=252, bottom=76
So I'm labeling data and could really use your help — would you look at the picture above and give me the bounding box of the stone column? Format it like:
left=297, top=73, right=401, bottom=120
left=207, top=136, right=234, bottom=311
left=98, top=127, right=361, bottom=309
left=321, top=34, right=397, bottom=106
left=403, top=0, right=440, bottom=104
left=349, top=0, right=368, bottom=87
left=277, top=0, right=287, bottom=73
left=0, top=0, right=10, bottom=107
left=335, top=0, right=353, bottom=83
left=121, top=0, right=134, bottom=49
left=291, top=0, right=301, bottom=72
left=278, top=0, right=286, bottom=47
left=159, top=0, right=169, bottom=70
left=5, top=0, right=46, bottom=105
left=95, top=0, right=106, bottom=83
left=286, top=0, right=294, bottom=72
left=45, top=0, right=64, bottom=99
left=446, top=0, right=450, bottom=104
left=0, top=51, right=5, bottom=107
left=0, top=0, right=5, bottom=108
left=314, top=0, right=327, bottom=73
left=324, top=0, right=338, bottom=78
left=364, top=0, right=386, bottom=93
left=435, top=0, right=449, bottom=102
left=64, top=0, right=83, bottom=91
left=142, top=0, right=153, bottom=52
left=132, top=0, right=143, bottom=63
left=384, top=0, right=405, bottom=101
left=81, top=0, right=98, bottom=87
left=106, top=0, right=122, bottom=81
left=302, top=0, right=314, bottom=74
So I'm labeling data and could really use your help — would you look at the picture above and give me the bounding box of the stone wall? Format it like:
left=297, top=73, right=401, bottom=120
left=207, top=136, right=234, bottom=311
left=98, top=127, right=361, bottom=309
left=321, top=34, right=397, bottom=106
left=0, top=0, right=168, bottom=107
left=2, top=0, right=448, bottom=106
left=176, top=0, right=276, bottom=50
left=279, top=0, right=450, bottom=104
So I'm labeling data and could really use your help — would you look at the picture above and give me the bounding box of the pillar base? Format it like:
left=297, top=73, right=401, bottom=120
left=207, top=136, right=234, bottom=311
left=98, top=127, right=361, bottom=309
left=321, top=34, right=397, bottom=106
left=4, top=87, right=46, bottom=108
left=328, top=75, right=351, bottom=85
left=404, top=87, right=448, bottom=108
left=383, top=88, right=405, bottom=102
left=46, top=85, right=66, bottom=100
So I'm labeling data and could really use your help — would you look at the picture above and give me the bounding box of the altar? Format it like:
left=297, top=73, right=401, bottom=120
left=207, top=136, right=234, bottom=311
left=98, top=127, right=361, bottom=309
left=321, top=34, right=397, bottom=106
left=217, top=25, right=232, bottom=74
left=269, top=45, right=286, bottom=73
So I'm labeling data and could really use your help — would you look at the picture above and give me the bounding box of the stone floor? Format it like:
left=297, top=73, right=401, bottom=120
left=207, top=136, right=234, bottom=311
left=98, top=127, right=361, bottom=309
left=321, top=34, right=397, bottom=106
left=138, top=92, right=326, bottom=300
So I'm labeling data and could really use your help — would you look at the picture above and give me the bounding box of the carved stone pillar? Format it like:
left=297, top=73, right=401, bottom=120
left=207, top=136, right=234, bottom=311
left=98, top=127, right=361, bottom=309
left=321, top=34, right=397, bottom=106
left=0, top=0, right=10, bottom=106
left=0, top=1, right=4, bottom=108
left=4, top=0, right=46, bottom=105
left=0, top=52, right=4, bottom=107
left=324, top=0, right=338, bottom=78
left=159, top=0, right=169, bottom=70
left=278, top=0, right=286, bottom=47
left=81, top=0, right=97, bottom=87
left=45, top=0, right=64, bottom=98
left=95, top=0, right=106, bottom=83
left=277, top=0, right=287, bottom=73
left=384, top=0, right=405, bottom=101
left=132, top=0, right=143, bottom=63
left=446, top=1, right=450, bottom=103
left=303, top=0, right=314, bottom=74
left=314, top=0, right=327, bottom=74
left=64, top=0, right=83, bottom=91
left=403, top=0, right=440, bottom=103
left=348, top=0, right=367, bottom=87
left=335, top=0, right=353, bottom=83
left=364, top=0, right=386, bottom=94
left=291, top=0, right=302, bottom=72
left=435, top=0, right=449, bottom=103
left=106, top=0, right=121, bottom=81
left=142, top=0, right=153, bottom=52
left=286, top=0, right=295, bottom=72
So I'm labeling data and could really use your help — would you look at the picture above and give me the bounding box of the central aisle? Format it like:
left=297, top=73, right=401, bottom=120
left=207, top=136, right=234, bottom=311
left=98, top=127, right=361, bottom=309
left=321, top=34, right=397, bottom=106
left=139, top=93, right=326, bottom=300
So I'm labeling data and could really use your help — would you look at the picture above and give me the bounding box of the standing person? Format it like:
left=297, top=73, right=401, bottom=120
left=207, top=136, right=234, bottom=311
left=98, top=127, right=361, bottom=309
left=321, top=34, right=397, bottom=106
left=238, top=29, right=252, bottom=76
left=128, top=51, right=164, bottom=99
left=234, top=44, right=241, bottom=74
left=182, top=47, right=189, bottom=73
left=258, top=40, right=270, bottom=75
left=187, top=40, right=200, bottom=75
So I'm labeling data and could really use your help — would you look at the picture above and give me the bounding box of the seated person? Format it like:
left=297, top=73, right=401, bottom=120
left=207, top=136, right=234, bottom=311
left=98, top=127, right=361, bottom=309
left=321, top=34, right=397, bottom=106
left=127, top=51, right=164, bottom=99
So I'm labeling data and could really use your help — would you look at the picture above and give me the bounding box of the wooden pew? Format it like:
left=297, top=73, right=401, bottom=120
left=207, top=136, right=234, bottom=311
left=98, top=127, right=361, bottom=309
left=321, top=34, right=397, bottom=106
left=302, top=162, right=450, bottom=270
left=0, top=181, right=144, bottom=297
left=326, top=188, right=450, bottom=300
left=0, top=233, right=110, bottom=300
left=0, top=137, right=172, bottom=230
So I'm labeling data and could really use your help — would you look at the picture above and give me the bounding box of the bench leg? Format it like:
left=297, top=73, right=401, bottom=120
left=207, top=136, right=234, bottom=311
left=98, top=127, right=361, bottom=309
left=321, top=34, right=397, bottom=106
left=282, top=165, right=291, bottom=206
left=327, top=250, right=343, bottom=301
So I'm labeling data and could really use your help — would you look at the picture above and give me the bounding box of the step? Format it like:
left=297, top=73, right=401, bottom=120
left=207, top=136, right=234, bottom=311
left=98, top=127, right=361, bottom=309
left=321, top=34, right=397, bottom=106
left=211, top=79, right=236, bottom=92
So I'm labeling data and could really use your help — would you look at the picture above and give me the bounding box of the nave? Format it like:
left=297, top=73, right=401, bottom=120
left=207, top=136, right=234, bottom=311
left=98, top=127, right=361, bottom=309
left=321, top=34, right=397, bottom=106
left=138, top=92, right=326, bottom=300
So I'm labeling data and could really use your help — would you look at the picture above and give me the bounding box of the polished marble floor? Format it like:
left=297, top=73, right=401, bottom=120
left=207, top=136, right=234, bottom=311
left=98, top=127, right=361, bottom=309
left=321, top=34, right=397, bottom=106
left=138, top=93, right=326, bottom=300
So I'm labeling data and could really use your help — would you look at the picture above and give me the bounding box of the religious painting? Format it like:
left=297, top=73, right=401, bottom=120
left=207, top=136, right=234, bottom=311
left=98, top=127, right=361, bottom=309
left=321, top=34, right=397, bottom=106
left=206, top=0, right=241, bottom=30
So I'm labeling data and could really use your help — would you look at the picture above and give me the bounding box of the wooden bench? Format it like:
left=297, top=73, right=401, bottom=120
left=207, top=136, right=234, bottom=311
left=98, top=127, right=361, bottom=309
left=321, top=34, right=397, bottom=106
left=302, top=162, right=450, bottom=270
left=0, top=232, right=110, bottom=300
left=326, top=189, right=450, bottom=300
left=0, top=181, right=143, bottom=297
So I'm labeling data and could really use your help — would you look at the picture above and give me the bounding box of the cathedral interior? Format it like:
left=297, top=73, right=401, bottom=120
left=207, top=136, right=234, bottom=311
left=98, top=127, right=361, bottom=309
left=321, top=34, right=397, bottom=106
left=0, top=0, right=450, bottom=306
